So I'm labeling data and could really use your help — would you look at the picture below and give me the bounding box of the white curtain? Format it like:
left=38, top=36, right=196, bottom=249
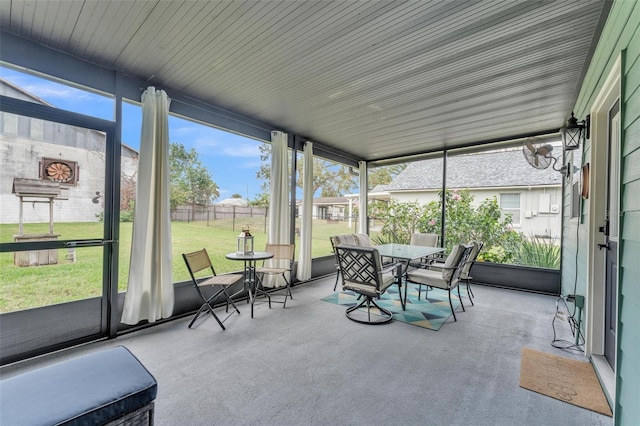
left=358, top=160, right=368, bottom=234
left=297, top=141, right=313, bottom=281
left=121, top=87, right=174, bottom=324
left=265, top=130, right=290, bottom=287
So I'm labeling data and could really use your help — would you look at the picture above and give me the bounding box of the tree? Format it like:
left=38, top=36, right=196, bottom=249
left=249, top=192, right=270, bottom=207
left=119, top=172, right=137, bottom=222
left=169, top=142, right=219, bottom=209
left=416, top=189, right=517, bottom=257
left=231, top=193, right=243, bottom=198
left=313, top=161, right=356, bottom=197
left=256, top=143, right=357, bottom=198
left=368, top=164, right=406, bottom=189
left=373, top=200, right=426, bottom=244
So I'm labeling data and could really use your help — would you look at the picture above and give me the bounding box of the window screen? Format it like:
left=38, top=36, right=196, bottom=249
left=500, top=193, right=521, bottom=225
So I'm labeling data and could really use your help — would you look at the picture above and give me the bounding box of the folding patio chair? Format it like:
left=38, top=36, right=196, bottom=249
left=182, top=248, right=242, bottom=330
left=256, top=243, right=295, bottom=308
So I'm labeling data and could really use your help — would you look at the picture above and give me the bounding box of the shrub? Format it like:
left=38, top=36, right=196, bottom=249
left=372, top=191, right=560, bottom=269
left=96, top=201, right=135, bottom=222
left=373, top=200, right=424, bottom=244
left=509, top=235, right=560, bottom=269
left=378, top=189, right=515, bottom=255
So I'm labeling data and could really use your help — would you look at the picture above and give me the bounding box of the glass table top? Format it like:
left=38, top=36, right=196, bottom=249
left=374, top=243, right=444, bottom=260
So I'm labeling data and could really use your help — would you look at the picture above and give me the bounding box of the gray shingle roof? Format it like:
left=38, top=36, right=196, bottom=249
left=312, top=197, right=349, bottom=205
left=383, top=148, right=562, bottom=191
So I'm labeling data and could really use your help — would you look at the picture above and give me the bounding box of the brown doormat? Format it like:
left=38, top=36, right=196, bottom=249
left=519, top=348, right=612, bottom=416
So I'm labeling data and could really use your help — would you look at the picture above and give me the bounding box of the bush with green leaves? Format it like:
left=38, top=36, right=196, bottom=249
left=373, top=190, right=560, bottom=268
left=508, top=235, right=561, bottom=269
left=375, top=189, right=518, bottom=259
left=371, top=200, right=425, bottom=244
left=96, top=201, right=135, bottom=223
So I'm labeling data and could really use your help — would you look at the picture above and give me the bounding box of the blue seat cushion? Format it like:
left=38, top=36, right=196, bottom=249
left=0, top=346, right=157, bottom=426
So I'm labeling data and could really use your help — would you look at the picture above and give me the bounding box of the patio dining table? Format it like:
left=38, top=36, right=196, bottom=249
left=374, top=243, right=445, bottom=310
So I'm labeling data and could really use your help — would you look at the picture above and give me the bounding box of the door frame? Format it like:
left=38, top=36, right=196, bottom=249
left=586, top=54, right=621, bottom=398
left=0, top=95, right=120, bottom=362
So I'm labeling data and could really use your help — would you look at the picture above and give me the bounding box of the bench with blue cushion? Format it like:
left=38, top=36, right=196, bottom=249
left=0, top=346, right=157, bottom=426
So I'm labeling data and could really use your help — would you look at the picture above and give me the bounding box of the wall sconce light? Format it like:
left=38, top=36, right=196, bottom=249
left=560, top=112, right=589, bottom=151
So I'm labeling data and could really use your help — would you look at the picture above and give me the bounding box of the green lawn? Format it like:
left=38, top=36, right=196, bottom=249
left=0, top=219, right=354, bottom=312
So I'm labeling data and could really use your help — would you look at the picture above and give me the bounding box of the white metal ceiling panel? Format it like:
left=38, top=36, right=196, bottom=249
left=0, top=0, right=610, bottom=161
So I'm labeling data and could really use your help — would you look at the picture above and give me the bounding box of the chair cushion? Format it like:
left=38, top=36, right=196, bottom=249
left=344, top=271, right=395, bottom=296
left=429, top=262, right=444, bottom=272
left=410, top=233, right=438, bottom=247
left=332, top=234, right=357, bottom=246
left=407, top=268, right=450, bottom=290
left=441, top=244, right=464, bottom=281
left=354, top=234, right=372, bottom=247
left=0, top=346, right=157, bottom=426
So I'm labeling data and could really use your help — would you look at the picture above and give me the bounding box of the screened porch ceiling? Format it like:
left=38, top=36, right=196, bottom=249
left=0, top=1, right=610, bottom=162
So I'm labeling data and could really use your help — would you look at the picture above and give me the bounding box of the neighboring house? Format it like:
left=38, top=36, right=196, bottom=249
left=306, top=197, right=351, bottom=220
left=374, top=148, right=564, bottom=238
left=0, top=78, right=139, bottom=225
left=216, top=197, right=249, bottom=207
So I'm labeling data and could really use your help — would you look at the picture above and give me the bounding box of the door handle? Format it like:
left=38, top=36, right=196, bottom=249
left=598, top=243, right=609, bottom=250
left=64, top=240, right=117, bottom=247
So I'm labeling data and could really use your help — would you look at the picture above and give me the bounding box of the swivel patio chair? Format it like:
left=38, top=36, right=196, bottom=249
left=406, top=243, right=472, bottom=321
left=330, top=234, right=373, bottom=291
left=334, top=245, right=402, bottom=324
left=182, top=248, right=242, bottom=330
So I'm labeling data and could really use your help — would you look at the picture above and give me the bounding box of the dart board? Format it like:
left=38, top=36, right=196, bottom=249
left=41, top=158, right=78, bottom=185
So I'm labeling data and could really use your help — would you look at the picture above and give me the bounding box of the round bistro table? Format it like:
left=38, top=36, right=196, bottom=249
left=225, top=251, right=274, bottom=318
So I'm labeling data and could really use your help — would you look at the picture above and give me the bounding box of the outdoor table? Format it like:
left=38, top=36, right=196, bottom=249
left=374, top=243, right=445, bottom=310
left=225, top=251, right=274, bottom=318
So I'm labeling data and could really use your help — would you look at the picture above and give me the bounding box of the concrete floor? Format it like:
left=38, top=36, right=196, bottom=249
left=1, top=276, right=612, bottom=426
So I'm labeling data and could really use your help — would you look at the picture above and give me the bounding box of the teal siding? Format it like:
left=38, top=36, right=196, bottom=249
left=575, top=1, right=637, bottom=114
left=566, top=1, right=640, bottom=424
left=623, top=111, right=640, bottom=155
left=622, top=146, right=640, bottom=183
left=618, top=2, right=640, bottom=424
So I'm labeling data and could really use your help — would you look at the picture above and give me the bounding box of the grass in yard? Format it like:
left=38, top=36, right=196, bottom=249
left=0, top=219, right=354, bottom=312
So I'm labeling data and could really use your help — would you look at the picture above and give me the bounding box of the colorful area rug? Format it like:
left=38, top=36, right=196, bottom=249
left=519, top=348, right=612, bottom=416
left=321, top=282, right=466, bottom=330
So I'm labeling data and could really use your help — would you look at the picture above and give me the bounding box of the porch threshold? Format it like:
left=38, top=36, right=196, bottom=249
left=591, top=354, right=615, bottom=410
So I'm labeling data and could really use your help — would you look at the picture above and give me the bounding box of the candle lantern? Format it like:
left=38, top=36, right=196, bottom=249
left=236, top=225, right=254, bottom=255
